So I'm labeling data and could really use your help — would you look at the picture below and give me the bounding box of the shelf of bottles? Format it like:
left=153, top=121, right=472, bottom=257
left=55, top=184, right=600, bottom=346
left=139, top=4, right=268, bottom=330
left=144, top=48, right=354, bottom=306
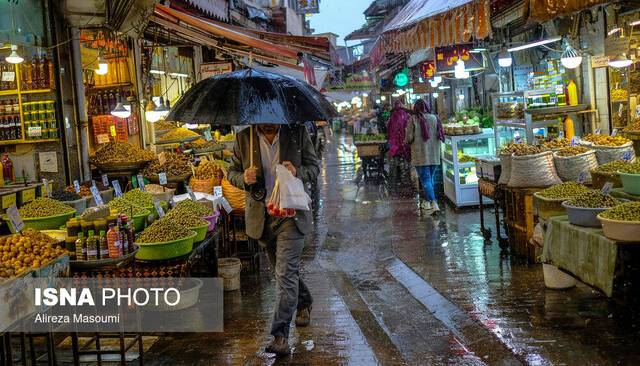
left=0, top=50, right=58, bottom=144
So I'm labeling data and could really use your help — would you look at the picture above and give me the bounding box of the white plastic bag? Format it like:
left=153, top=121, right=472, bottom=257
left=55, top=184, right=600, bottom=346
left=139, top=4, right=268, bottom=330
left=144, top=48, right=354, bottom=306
left=276, top=164, right=311, bottom=211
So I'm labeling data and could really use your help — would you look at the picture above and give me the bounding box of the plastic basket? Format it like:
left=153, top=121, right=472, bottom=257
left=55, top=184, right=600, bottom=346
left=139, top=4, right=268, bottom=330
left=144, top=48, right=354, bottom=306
left=562, top=202, right=610, bottom=228
left=4, top=210, right=76, bottom=233
left=597, top=215, right=640, bottom=242
left=618, top=172, right=640, bottom=195
left=190, top=222, right=210, bottom=242
left=533, top=193, right=566, bottom=220
left=132, top=210, right=151, bottom=232
left=135, top=231, right=197, bottom=260
left=203, top=211, right=220, bottom=232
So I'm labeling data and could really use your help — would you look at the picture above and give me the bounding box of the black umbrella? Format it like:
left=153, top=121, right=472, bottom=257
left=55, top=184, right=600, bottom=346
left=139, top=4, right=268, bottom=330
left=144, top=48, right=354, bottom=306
left=165, top=68, right=338, bottom=125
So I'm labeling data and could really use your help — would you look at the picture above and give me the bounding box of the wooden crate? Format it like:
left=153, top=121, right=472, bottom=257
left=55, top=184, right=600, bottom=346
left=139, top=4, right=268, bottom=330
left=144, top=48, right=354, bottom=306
left=504, top=187, right=543, bottom=261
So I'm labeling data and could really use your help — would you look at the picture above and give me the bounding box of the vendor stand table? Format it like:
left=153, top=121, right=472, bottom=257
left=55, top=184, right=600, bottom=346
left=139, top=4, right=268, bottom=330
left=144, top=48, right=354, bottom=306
left=543, top=215, right=640, bottom=299
left=477, top=179, right=509, bottom=249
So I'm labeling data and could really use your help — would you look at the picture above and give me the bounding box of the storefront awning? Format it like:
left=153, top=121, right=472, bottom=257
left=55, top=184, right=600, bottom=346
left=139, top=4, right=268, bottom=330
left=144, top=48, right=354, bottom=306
left=529, top=0, right=608, bottom=23
left=379, top=0, right=491, bottom=54
left=182, top=0, right=229, bottom=21
left=153, top=4, right=305, bottom=71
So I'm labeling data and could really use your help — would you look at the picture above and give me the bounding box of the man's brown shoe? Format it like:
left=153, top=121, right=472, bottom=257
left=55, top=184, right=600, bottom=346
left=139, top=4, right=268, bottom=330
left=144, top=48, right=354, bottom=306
left=265, top=336, right=290, bottom=356
left=295, top=306, right=311, bottom=327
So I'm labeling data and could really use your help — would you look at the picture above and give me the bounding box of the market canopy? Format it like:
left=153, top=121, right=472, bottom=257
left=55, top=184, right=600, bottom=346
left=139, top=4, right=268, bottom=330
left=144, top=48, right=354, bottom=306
left=528, top=0, right=608, bottom=23
left=151, top=4, right=331, bottom=71
left=378, top=0, right=491, bottom=55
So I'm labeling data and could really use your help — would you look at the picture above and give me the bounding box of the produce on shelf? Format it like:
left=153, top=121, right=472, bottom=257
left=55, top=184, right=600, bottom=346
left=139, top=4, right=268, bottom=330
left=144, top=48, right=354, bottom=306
left=157, top=127, right=200, bottom=142
left=191, top=138, right=209, bottom=148
left=64, top=180, right=110, bottom=198
left=512, top=144, right=548, bottom=156
left=611, top=88, right=628, bottom=101
left=565, top=190, right=619, bottom=208
left=122, top=189, right=154, bottom=207
left=162, top=211, right=208, bottom=228
left=0, top=230, right=66, bottom=278
left=581, top=134, right=630, bottom=147
left=193, top=140, right=226, bottom=153
left=141, top=152, right=193, bottom=177
left=537, top=182, right=589, bottom=199
left=154, top=120, right=177, bottom=132
left=90, top=142, right=155, bottom=165
left=600, top=201, right=640, bottom=221
left=593, top=160, right=630, bottom=173
left=540, top=138, right=570, bottom=150
left=52, top=190, right=82, bottom=201
left=171, top=199, right=213, bottom=217
left=457, top=151, right=475, bottom=163
left=193, top=160, right=225, bottom=180
left=108, top=197, right=148, bottom=216
left=19, top=198, right=75, bottom=218
left=622, top=120, right=640, bottom=132
left=354, top=134, right=386, bottom=142
left=137, top=220, right=193, bottom=243
left=555, top=146, right=590, bottom=157
left=218, top=133, right=235, bottom=142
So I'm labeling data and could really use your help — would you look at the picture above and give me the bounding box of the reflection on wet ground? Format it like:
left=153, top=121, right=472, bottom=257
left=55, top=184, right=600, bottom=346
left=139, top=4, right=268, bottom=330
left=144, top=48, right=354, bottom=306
left=144, top=134, right=640, bottom=365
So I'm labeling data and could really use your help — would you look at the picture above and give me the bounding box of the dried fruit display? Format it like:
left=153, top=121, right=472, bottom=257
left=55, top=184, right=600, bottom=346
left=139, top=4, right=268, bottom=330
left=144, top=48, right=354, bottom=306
left=0, top=230, right=66, bottom=278
left=600, top=201, right=640, bottom=221
left=141, top=152, right=193, bottom=177
left=565, top=190, right=618, bottom=208
left=90, top=142, right=154, bottom=165
left=582, top=134, right=630, bottom=147
left=157, top=127, right=200, bottom=142
left=137, top=220, right=193, bottom=243
left=555, top=146, right=590, bottom=157
left=19, top=198, right=75, bottom=218
left=537, top=182, right=589, bottom=199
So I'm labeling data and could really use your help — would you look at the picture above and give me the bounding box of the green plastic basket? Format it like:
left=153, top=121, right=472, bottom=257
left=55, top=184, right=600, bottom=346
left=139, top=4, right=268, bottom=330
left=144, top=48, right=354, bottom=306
left=4, top=210, right=76, bottom=233
left=618, top=171, right=640, bottom=195
left=135, top=231, right=197, bottom=260
left=141, top=201, right=169, bottom=219
left=190, top=223, right=209, bottom=242
left=132, top=210, right=151, bottom=232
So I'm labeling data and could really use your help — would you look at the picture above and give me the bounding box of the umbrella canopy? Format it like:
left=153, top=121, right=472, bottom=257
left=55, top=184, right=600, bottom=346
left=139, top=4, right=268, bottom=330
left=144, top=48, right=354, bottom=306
left=166, top=68, right=338, bottom=125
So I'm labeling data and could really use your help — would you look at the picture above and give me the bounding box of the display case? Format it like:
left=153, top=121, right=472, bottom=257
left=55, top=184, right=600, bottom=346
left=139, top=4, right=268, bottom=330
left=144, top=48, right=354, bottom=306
left=610, top=66, right=630, bottom=128
left=492, top=89, right=589, bottom=147
left=442, top=129, right=496, bottom=207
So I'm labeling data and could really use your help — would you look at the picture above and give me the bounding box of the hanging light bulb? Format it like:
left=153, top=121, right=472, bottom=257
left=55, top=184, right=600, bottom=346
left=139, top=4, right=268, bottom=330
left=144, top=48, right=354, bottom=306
left=111, top=95, right=131, bottom=119
left=6, top=45, right=23, bottom=64
left=609, top=54, right=633, bottom=68
left=430, top=80, right=438, bottom=88
left=433, top=75, right=442, bottom=84
left=95, top=55, right=108, bottom=75
left=145, top=99, right=161, bottom=123
left=432, top=93, right=439, bottom=98
left=153, top=96, right=170, bottom=119
left=498, top=47, right=513, bottom=68
left=380, top=95, right=386, bottom=101
left=454, top=59, right=469, bottom=79
left=560, top=44, right=583, bottom=69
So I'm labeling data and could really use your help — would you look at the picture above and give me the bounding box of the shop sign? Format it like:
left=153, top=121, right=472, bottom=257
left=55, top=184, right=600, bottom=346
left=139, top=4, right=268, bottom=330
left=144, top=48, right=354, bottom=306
left=591, top=55, right=610, bottom=68
left=394, top=71, right=409, bottom=87
left=328, top=69, right=372, bottom=90
left=200, top=62, right=233, bottom=80
left=435, top=44, right=483, bottom=73
left=605, top=37, right=630, bottom=58
left=419, top=61, right=436, bottom=79
left=412, top=83, right=430, bottom=94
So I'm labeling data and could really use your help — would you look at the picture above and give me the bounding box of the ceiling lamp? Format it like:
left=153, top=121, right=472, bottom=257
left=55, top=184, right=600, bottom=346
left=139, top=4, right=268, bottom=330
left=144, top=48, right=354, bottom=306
left=5, top=45, right=23, bottom=64
left=433, top=75, right=442, bottom=84
left=430, top=80, right=438, bottom=88
left=497, top=48, right=513, bottom=68
left=507, top=36, right=562, bottom=52
left=380, top=95, right=386, bottom=101
left=154, top=97, right=171, bottom=119
left=609, top=54, right=633, bottom=68
left=432, top=92, right=439, bottom=98
left=560, top=44, right=583, bottom=69
left=95, top=56, right=108, bottom=75
left=454, top=59, right=469, bottom=79
left=145, top=100, right=161, bottom=123
left=630, top=20, right=640, bottom=26
left=608, top=27, right=622, bottom=36
left=111, top=96, right=131, bottom=119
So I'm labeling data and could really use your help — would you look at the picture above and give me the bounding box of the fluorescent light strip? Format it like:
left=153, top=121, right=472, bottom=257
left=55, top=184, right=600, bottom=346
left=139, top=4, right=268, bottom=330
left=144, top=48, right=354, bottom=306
left=631, top=20, right=640, bottom=26
left=507, top=36, right=562, bottom=52
left=169, top=72, right=189, bottom=78
left=150, top=69, right=166, bottom=75
left=608, top=27, right=622, bottom=36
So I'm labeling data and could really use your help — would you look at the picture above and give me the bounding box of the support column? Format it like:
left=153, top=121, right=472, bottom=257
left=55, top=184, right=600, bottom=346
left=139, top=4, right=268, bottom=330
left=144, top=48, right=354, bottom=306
left=70, top=27, right=91, bottom=181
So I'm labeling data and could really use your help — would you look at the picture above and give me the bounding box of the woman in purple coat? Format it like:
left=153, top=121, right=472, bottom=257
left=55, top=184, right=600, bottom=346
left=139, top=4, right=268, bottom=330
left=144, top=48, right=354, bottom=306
left=386, top=100, right=413, bottom=195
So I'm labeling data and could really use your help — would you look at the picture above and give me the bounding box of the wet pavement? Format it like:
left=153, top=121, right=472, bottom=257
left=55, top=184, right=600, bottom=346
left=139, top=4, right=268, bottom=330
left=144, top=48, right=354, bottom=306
left=144, top=133, right=640, bottom=365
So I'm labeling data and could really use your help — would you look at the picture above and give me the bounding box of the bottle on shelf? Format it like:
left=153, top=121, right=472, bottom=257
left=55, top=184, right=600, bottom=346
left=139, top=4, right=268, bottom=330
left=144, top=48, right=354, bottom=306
left=107, top=223, right=122, bottom=258
left=567, top=80, right=578, bottom=106
left=40, top=53, right=50, bottom=90
left=99, top=230, right=108, bottom=259
left=30, top=54, right=39, bottom=90
left=86, top=230, right=98, bottom=260
left=1, top=153, right=13, bottom=182
left=75, top=232, right=86, bottom=261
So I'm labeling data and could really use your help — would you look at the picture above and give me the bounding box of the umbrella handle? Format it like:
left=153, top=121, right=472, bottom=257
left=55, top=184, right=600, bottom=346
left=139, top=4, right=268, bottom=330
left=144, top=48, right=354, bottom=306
left=250, top=126, right=254, bottom=167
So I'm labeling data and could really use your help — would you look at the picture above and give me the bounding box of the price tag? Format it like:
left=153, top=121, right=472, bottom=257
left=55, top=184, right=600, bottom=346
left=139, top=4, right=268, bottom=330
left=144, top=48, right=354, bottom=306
left=154, top=200, right=165, bottom=218
left=217, top=197, right=232, bottom=213
left=186, top=186, right=197, bottom=201
left=110, top=125, right=117, bottom=137
left=21, top=188, right=35, bottom=203
left=213, top=186, right=222, bottom=198
left=595, top=128, right=601, bottom=135
left=1, top=194, right=16, bottom=209
left=112, top=180, right=123, bottom=197
left=612, top=128, right=618, bottom=137
left=73, top=180, right=81, bottom=193
left=90, top=185, right=104, bottom=206
left=570, top=136, right=579, bottom=146
left=97, top=134, right=110, bottom=144
left=601, top=181, right=614, bottom=195
left=158, top=172, right=168, bottom=185
left=203, top=130, right=212, bottom=141
left=41, top=178, right=51, bottom=197
left=623, top=151, right=634, bottom=162
left=6, top=205, right=23, bottom=232
left=2, top=71, right=15, bottom=82
left=136, top=174, right=146, bottom=192
left=91, top=179, right=97, bottom=188
left=514, top=131, right=522, bottom=144
left=577, top=171, right=588, bottom=184
left=158, top=152, right=167, bottom=166
left=558, top=131, right=564, bottom=139
left=101, top=174, right=109, bottom=187
left=28, top=126, right=42, bottom=137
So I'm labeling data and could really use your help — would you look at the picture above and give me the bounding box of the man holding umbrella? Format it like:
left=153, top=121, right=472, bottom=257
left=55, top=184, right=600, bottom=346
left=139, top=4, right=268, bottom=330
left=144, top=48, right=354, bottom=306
left=166, top=69, right=334, bottom=356
left=228, top=123, right=319, bottom=356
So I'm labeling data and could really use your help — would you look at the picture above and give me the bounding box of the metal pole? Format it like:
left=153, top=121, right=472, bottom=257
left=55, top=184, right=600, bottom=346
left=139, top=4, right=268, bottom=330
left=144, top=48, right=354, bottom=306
left=70, top=27, right=91, bottom=181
